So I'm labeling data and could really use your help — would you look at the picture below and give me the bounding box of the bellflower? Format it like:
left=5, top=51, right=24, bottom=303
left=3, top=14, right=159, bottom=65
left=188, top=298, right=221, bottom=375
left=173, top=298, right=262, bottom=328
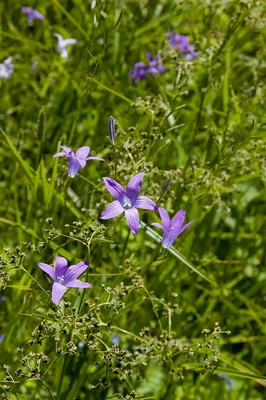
left=112, top=334, right=120, bottom=345
left=129, top=52, right=166, bottom=84
left=152, top=207, right=193, bottom=248
left=53, top=145, right=104, bottom=178
left=0, top=57, right=14, bottom=80
left=38, top=256, right=92, bottom=303
left=217, top=374, right=233, bottom=388
left=101, top=172, right=157, bottom=234
left=54, top=33, right=77, bottom=58
left=167, top=32, right=197, bottom=60
left=21, top=7, right=45, bottom=22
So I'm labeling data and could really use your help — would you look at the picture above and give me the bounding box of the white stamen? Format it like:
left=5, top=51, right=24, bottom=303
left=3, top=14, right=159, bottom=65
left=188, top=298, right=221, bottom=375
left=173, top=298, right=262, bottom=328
left=122, top=198, right=132, bottom=210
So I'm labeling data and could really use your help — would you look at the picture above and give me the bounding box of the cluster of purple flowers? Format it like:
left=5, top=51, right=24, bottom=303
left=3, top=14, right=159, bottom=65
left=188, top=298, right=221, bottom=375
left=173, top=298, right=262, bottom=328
left=129, top=32, right=196, bottom=83
left=38, top=117, right=193, bottom=304
left=129, top=52, right=166, bottom=84
left=100, top=172, right=193, bottom=242
left=0, top=7, right=77, bottom=80
left=167, top=32, right=197, bottom=60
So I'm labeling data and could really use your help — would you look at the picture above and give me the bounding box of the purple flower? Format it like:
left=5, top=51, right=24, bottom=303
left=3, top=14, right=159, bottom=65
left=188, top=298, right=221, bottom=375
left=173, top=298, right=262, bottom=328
left=0, top=57, right=14, bottom=80
left=112, top=334, right=120, bottom=345
left=152, top=207, right=193, bottom=248
left=217, top=374, right=233, bottom=388
left=167, top=32, right=197, bottom=60
left=0, top=335, right=4, bottom=343
left=21, top=7, right=45, bottom=22
left=38, top=256, right=92, bottom=303
left=54, top=33, right=77, bottom=58
left=146, top=52, right=166, bottom=75
left=129, top=62, right=149, bottom=84
left=129, top=52, right=166, bottom=84
left=53, top=145, right=104, bottom=178
left=101, top=172, right=157, bottom=234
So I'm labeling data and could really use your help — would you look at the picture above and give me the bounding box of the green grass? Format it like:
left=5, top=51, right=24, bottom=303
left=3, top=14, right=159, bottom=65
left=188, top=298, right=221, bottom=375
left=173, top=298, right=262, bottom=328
left=0, top=0, right=266, bottom=399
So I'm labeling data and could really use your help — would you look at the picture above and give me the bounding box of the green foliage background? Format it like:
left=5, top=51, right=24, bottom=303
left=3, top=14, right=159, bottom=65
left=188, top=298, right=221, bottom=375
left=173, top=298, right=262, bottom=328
left=0, top=0, right=265, bottom=399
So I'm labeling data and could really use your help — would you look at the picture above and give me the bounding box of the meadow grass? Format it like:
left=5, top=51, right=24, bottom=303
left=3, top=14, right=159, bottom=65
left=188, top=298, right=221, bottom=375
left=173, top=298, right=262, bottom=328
left=0, top=0, right=266, bottom=399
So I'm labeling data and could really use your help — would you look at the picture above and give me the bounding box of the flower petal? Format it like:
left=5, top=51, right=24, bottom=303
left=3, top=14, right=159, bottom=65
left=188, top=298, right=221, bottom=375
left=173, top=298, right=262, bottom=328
left=146, top=52, right=153, bottom=62
left=134, top=195, right=157, bottom=211
left=77, top=159, right=86, bottom=168
left=63, top=38, right=77, bottom=46
left=64, top=261, right=89, bottom=283
left=60, top=146, right=72, bottom=154
left=162, top=233, right=176, bottom=248
left=86, top=156, right=104, bottom=161
left=53, top=151, right=67, bottom=158
left=101, top=200, right=124, bottom=219
left=65, top=279, right=92, bottom=288
left=37, top=263, right=55, bottom=280
left=52, top=282, right=67, bottom=303
left=125, top=172, right=144, bottom=203
left=125, top=208, right=140, bottom=234
left=61, top=48, right=69, bottom=58
left=151, top=222, right=163, bottom=229
left=179, top=220, right=194, bottom=235
left=68, top=157, right=81, bottom=177
left=158, top=207, right=171, bottom=230
left=55, top=256, right=68, bottom=278
left=54, top=33, right=63, bottom=41
left=171, top=209, right=186, bottom=230
left=103, top=177, right=125, bottom=201
left=76, top=146, right=90, bottom=159
left=162, top=217, right=193, bottom=249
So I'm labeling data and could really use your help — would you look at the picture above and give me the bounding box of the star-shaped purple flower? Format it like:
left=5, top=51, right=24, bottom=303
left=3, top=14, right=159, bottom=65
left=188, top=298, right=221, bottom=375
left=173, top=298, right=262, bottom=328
left=53, top=145, right=104, bottom=178
left=0, top=57, right=14, bottom=80
left=101, top=172, right=157, bottom=234
left=152, top=207, right=194, bottom=248
left=54, top=33, right=77, bottom=58
left=167, top=32, right=197, bottom=60
left=129, top=52, right=166, bottom=84
left=21, top=7, right=45, bottom=22
left=38, top=256, right=92, bottom=303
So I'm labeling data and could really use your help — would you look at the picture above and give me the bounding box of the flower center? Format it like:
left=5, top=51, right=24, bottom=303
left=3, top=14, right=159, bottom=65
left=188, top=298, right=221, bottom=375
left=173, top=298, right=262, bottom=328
left=122, top=197, right=132, bottom=210
left=57, top=276, right=65, bottom=284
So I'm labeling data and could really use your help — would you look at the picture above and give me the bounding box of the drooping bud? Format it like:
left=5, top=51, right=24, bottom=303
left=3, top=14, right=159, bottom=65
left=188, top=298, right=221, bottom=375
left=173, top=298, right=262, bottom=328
left=108, top=116, right=115, bottom=145
left=160, top=178, right=171, bottom=196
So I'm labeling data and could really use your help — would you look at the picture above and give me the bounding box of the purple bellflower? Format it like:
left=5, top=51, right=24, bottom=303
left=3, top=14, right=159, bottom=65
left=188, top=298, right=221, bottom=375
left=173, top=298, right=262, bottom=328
left=21, top=7, right=45, bottom=22
left=101, top=172, right=157, bottom=234
left=217, top=374, right=233, bottom=388
left=38, top=256, right=92, bottom=303
left=167, top=32, right=197, bottom=60
left=54, top=33, right=77, bottom=58
left=152, top=207, right=193, bottom=248
left=53, top=145, right=104, bottom=178
left=112, top=334, right=120, bottom=345
left=0, top=57, right=14, bottom=80
left=129, top=52, right=166, bottom=84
